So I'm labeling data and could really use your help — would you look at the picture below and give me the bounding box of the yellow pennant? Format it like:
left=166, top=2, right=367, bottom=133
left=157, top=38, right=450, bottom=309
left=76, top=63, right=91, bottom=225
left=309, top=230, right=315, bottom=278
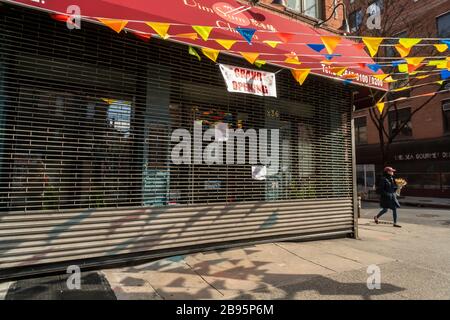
left=254, top=60, right=266, bottom=68
left=175, top=33, right=198, bottom=40
left=398, top=64, right=409, bottom=73
left=97, top=18, right=128, bottom=33
left=384, top=76, right=396, bottom=83
left=285, top=57, right=302, bottom=65
left=146, top=22, right=171, bottom=39
left=399, top=38, right=422, bottom=48
left=394, top=44, right=412, bottom=58
left=331, top=67, right=347, bottom=76
left=362, top=37, right=384, bottom=57
left=392, top=86, right=411, bottom=92
left=434, top=44, right=448, bottom=53
left=437, top=80, right=444, bottom=85
left=373, top=74, right=389, bottom=81
left=320, top=36, right=341, bottom=54
left=416, top=75, right=429, bottom=80
left=405, top=57, right=425, bottom=66
left=240, top=52, right=259, bottom=64
left=376, top=102, right=385, bottom=114
left=215, top=39, right=237, bottom=50
left=192, top=25, right=213, bottom=41
left=201, top=47, right=220, bottom=62
left=291, top=69, right=311, bottom=85
left=263, top=40, right=281, bottom=48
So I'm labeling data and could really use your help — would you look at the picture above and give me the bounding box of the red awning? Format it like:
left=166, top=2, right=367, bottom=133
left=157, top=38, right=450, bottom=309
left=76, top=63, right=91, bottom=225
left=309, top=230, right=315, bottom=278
left=5, top=0, right=389, bottom=90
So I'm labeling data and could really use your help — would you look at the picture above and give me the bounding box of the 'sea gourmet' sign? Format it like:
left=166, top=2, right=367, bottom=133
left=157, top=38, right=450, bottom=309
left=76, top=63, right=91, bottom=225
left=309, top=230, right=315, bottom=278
left=219, top=64, right=277, bottom=97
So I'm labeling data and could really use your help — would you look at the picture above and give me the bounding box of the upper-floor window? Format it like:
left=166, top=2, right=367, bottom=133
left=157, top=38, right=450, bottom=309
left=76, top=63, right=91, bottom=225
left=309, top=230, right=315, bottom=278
left=437, top=12, right=450, bottom=38
left=285, top=0, right=323, bottom=19
left=354, top=116, right=368, bottom=145
left=349, top=9, right=363, bottom=32
left=389, top=107, right=413, bottom=139
left=443, top=100, right=450, bottom=134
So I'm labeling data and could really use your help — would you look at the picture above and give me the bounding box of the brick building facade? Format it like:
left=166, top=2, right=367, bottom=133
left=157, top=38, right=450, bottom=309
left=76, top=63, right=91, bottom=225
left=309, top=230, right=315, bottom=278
left=342, top=0, right=450, bottom=197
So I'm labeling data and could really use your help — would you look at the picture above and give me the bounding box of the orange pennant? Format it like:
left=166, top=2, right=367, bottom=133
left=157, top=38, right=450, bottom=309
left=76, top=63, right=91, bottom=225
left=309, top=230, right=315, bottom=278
left=434, top=44, right=448, bottom=53
left=353, top=43, right=366, bottom=51
left=331, top=67, right=347, bottom=76
left=175, top=33, right=198, bottom=40
left=97, top=18, right=128, bottom=33
left=132, top=32, right=151, bottom=42
left=395, top=44, right=412, bottom=58
left=291, top=69, right=311, bottom=85
left=240, top=52, right=259, bottom=64
left=320, top=36, right=341, bottom=54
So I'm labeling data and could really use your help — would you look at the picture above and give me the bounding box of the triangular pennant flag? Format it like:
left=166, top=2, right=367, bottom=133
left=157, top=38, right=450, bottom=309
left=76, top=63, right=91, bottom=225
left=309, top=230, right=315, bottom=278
left=434, top=44, right=448, bottom=53
left=331, top=67, right=347, bottom=76
left=408, top=64, right=422, bottom=73
left=384, top=76, right=396, bottom=83
left=436, top=80, right=444, bottom=85
left=285, top=57, right=302, bottom=65
left=291, top=69, right=311, bottom=85
left=188, top=46, right=201, bottom=61
left=240, top=52, right=259, bottom=64
left=307, top=44, right=326, bottom=52
left=398, top=64, right=409, bottom=73
left=362, top=37, right=384, bottom=57
left=343, top=79, right=353, bottom=85
left=353, top=43, right=366, bottom=51
left=132, top=32, right=151, bottom=42
left=373, top=74, right=389, bottom=81
left=277, top=32, right=295, bottom=43
left=263, top=40, right=281, bottom=48
left=97, top=18, right=128, bottom=33
left=394, top=44, right=412, bottom=58
left=342, top=74, right=358, bottom=79
left=320, top=36, right=341, bottom=54
left=392, top=86, right=411, bottom=92
left=358, top=63, right=367, bottom=69
left=405, top=57, right=425, bottom=66
left=215, top=39, right=237, bottom=50
left=192, top=25, right=213, bottom=41
left=236, top=27, right=256, bottom=44
left=175, top=33, right=198, bottom=40
left=376, top=102, right=385, bottom=114
left=367, top=63, right=381, bottom=72
left=146, top=22, right=171, bottom=39
left=416, top=75, right=429, bottom=80
left=201, top=47, right=220, bottom=62
left=254, top=60, right=266, bottom=68
left=441, top=70, right=450, bottom=80
left=399, top=38, right=422, bottom=48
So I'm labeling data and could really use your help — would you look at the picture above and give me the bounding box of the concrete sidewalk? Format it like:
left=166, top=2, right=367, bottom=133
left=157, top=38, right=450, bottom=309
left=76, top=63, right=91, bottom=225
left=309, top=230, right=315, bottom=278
left=99, top=218, right=450, bottom=300
left=2, top=218, right=449, bottom=300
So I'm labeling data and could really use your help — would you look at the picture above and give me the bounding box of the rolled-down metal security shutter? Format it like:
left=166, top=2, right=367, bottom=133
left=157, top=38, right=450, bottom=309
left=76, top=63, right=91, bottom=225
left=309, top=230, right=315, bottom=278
left=0, top=4, right=355, bottom=276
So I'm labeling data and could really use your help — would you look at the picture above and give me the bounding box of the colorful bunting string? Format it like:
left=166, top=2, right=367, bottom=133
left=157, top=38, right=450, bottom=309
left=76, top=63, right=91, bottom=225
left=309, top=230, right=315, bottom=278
left=146, top=22, right=170, bottom=39
left=320, top=36, right=341, bottom=54
left=192, top=25, right=213, bottom=41
left=97, top=18, right=128, bottom=33
left=362, top=37, right=384, bottom=57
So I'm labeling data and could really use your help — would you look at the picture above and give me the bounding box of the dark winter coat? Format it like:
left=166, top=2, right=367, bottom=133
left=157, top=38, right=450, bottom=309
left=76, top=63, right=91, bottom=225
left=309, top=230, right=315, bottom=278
left=379, top=175, right=401, bottom=209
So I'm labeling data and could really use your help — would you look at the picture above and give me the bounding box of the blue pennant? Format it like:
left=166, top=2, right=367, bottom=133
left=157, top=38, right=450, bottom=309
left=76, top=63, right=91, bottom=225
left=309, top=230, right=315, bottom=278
left=367, top=63, right=381, bottom=72
left=307, top=44, right=326, bottom=53
left=343, top=79, right=353, bottom=86
left=440, top=40, right=450, bottom=47
left=324, top=54, right=341, bottom=61
left=392, top=60, right=405, bottom=67
left=236, top=27, right=256, bottom=44
left=441, top=70, right=450, bottom=80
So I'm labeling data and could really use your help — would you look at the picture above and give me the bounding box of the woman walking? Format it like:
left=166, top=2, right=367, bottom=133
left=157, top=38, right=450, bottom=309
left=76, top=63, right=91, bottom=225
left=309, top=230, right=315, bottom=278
left=374, top=167, right=402, bottom=228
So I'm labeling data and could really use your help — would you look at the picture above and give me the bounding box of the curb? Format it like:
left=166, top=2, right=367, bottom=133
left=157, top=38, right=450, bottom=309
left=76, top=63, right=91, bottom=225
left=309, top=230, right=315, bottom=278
left=363, top=199, right=450, bottom=210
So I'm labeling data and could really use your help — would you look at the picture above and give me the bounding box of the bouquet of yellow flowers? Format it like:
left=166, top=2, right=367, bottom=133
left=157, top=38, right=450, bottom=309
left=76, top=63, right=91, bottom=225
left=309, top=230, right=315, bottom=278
left=395, top=178, right=407, bottom=196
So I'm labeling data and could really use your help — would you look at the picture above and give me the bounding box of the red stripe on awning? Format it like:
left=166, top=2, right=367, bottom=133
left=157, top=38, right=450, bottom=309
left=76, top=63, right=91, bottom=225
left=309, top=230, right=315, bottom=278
left=4, top=0, right=389, bottom=90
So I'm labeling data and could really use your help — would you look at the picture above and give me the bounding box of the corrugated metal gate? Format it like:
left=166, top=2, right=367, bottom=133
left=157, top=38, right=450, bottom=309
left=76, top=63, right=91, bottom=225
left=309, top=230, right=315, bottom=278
left=0, top=4, right=356, bottom=276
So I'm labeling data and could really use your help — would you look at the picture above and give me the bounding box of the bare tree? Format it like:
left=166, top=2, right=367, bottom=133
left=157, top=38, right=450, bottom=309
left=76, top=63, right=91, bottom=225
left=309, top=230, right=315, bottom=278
left=349, top=0, right=448, bottom=165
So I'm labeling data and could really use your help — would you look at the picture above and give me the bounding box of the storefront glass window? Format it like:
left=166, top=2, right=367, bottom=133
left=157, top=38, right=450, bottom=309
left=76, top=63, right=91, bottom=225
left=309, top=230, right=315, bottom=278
left=354, top=116, right=367, bottom=144
left=442, top=100, right=450, bottom=133
left=389, top=108, right=412, bottom=139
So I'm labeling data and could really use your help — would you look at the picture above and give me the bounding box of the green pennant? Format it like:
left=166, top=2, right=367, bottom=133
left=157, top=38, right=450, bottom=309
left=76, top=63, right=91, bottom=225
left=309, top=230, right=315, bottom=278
left=188, top=46, right=201, bottom=61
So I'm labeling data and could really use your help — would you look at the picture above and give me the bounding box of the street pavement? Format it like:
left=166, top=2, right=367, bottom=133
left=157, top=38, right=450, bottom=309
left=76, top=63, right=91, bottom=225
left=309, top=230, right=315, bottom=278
left=1, top=205, right=449, bottom=300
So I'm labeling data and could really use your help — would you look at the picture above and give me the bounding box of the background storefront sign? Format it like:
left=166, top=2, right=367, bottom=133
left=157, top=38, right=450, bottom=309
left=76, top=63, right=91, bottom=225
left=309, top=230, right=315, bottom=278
left=394, top=151, right=450, bottom=161
left=219, top=64, right=277, bottom=97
